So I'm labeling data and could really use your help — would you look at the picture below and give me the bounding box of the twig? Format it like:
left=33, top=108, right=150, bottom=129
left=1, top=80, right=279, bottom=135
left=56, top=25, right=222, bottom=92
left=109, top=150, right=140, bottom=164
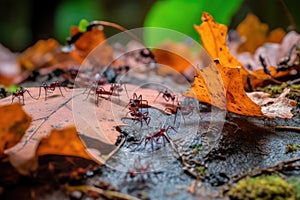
left=289, top=78, right=300, bottom=85
left=66, top=185, right=141, bottom=200
left=277, top=0, right=297, bottom=30
left=275, top=125, right=300, bottom=132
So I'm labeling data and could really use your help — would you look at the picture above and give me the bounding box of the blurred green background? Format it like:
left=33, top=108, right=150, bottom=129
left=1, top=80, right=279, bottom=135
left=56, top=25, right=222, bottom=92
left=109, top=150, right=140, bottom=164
left=0, top=0, right=299, bottom=52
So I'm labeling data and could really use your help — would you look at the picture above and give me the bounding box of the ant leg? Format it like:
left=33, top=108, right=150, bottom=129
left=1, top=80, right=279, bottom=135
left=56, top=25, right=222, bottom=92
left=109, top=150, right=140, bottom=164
left=21, top=95, right=25, bottom=105
left=36, top=87, right=42, bottom=100
left=85, top=87, right=94, bottom=100
left=123, top=84, right=129, bottom=98
left=11, top=96, right=15, bottom=104
left=26, top=90, right=38, bottom=100
left=154, top=91, right=163, bottom=103
left=44, top=88, right=48, bottom=101
left=58, top=86, right=64, bottom=97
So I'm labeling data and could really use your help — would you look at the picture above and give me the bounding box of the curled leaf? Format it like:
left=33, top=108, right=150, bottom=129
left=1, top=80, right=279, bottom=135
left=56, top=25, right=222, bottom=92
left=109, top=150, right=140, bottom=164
left=247, top=88, right=297, bottom=118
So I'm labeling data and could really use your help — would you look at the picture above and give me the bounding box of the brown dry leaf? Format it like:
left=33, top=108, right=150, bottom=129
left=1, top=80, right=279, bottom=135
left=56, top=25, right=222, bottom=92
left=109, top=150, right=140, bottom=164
left=247, top=88, right=296, bottom=118
left=37, top=126, right=92, bottom=160
left=237, top=13, right=269, bottom=54
left=18, top=39, right=60, bottom=71
left=18, top=39, right=82, bottom=72
left=153, top=40, right=196, bottom=75
left=0, top=86, right=124, bottom=175
left=185, top=60, right=263, bottom=116
left=237, top=13, right=285, bottom=54
left=0, top=104, right=31, bottom=158
left=266, top=28, right=286, bottom=43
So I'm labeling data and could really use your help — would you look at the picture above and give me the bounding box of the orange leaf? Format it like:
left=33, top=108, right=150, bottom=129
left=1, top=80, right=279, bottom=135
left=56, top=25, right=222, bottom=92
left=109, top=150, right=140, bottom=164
left=70, top=27, right=113, bottom=66
left=153, top=40, right=195, bottom=75
left=185, top=60, right=263, bottom=116
left=195, top=12, right=242, bottom=68
left=266, top=28, right=286, bottom=43
left=18, top=39, right=82, bottom=72
left=0, top=104, right=31, bottom=158
left=37, top=126, right=92, bottom=160
left=18, top=39, right=60, bottom=71
left=237, top=13, right=269, bottom=54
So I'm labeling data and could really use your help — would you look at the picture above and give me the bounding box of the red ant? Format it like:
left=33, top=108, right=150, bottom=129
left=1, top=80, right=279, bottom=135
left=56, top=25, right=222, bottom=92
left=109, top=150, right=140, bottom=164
left=142, top=126, right=176, bottom=150
left=125, top=93, right=149, bottom=112
left=154, top=89, right=177, bottom=106
left=94, top=86, right=114, bottom=105
left=38, top=81, right=65, bottom=100
left=165, top=98, right=199, bottom=125
left=124, top=157, right=151, bottom=181
left=109, top=82, right=129, bottom=98
left=83, top=76, right=107, bottom=96
left=128, top=110, right=151, bottom=127
left=11, top=87, right=36, bottom=105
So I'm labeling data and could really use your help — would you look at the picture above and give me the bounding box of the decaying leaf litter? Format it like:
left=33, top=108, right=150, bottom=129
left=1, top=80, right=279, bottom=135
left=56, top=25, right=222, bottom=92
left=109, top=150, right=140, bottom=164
left=0, top=12, right=300, bottom=200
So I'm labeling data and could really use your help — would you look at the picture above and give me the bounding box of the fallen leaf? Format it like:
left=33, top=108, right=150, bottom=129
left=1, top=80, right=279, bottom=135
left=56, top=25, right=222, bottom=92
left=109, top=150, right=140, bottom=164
left=70, top=26, right=113, bottom=66
left=37, top=126, right=92, bottom=160
left=187, top=12, right=263, bottom=116
left=230, top=31, right=299, bottom=89
left=247, top=88, right=297, bottom=118
left=195, top=12, right=242, bottom=68
left=185, top=60, right=263, bottom=116
left=0, top=104, right=31, bottom=158
left=266, top=28, right=286, bottom=43
left=236, top=13, right=269, bottom=54
left=0, top=86, right=124, bottom=175
left=153, top=40, right=196, bottom=75
left=18, top=39, right=60, bottom=71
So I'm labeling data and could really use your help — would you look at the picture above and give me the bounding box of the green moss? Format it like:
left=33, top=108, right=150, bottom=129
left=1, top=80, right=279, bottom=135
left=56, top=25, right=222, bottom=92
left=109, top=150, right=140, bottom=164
left=227, top=175, right=295, bottom=200
left=286, top=144, right=300, bottom=153
left=195, top=166, right=206, bottom=177
left=288, top=177, right=300, bottom=200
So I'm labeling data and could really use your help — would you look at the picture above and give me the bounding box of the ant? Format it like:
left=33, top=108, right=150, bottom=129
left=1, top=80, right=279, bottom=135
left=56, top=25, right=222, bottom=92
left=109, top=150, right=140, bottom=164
left=165, top=99, right=198, bottom=125
left=94, top=86, right=114, bottom=105
left=11, top=87, right=36, bottom=105
left=124, top=157, right=151, bottom=182
left=154, top=89, right=177, bottom=106
left=83, top=76, right=108, bottom=99
left=38, top=81, right=66, bottom=101
left=109, top=82, right=129, bottom=98
left=128, top=110, right=151, bottom=127
left=142, top=126, right=176, bottom=150
left=125, top=93, right=149, bottom=112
